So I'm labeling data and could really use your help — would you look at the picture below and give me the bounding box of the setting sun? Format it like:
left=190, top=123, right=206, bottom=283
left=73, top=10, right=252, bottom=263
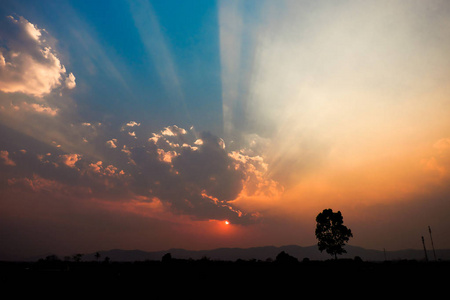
left=225, top=221, right=230, bottom=225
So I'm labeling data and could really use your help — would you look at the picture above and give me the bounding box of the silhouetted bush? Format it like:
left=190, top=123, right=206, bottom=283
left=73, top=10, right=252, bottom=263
left=161, top=253, right=172, bottom=263
left=275, top=251, right=298, bottom=264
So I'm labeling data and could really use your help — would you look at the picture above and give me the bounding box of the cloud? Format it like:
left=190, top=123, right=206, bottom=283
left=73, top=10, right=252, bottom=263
left=120, top=121, right=141, bottom=135
left=0, top=15, right=75, bottom=97
left=26, top=103, right=58, bottom=116
left=8, top=174, right=63, bottom=193
left=161, top=125, right=187, bottom=136
left=60, top=153, right=81, bottom=168
left=106, top=139, right=118, bottom=148
left=0, top=150, right=16, bottom=166
left=157, top=148, right=178, bottom=164
left=87, top=161, right=125, bottom=177
left=126, top=121, right=140, bottom=127
left=123, top=125, right=282, bottom=224
left=65, top=72, right=76, bottom=89
left=1, top=121, right=282, bottom=226
left=122, top=128, right=278, bottom=224
left=148, top=134, right=161, bottom=144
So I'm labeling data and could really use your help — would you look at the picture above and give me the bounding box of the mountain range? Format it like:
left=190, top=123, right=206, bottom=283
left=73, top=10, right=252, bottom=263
left=73, top=245, right=449, bottom=262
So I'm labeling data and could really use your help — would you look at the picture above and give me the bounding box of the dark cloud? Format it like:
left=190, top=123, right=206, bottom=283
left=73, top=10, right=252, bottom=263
left=124, top=127, right=258, bottom=224
left=1, top=123, right=276, bottom=225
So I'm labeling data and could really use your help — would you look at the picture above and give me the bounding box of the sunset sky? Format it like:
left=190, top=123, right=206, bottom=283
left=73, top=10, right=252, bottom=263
left=1, top=0, right=450, bottom=260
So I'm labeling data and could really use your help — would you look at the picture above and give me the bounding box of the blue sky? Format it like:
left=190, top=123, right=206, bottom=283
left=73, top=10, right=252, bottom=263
left=1, top=0, right=223, bottom=133
left=1, top=0, right=450, bottom=259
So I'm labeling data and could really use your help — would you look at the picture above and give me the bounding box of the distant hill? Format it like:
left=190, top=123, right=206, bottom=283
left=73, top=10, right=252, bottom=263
left=75, top=245, right=450, bottom=262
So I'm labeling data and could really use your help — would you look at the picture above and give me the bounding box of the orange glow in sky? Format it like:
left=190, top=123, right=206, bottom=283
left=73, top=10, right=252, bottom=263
left=1, top=0, right=450, bottom=260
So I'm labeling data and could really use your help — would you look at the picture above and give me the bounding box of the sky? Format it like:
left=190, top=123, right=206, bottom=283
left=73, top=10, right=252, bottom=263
left=1, top=0, right=450, bottom=260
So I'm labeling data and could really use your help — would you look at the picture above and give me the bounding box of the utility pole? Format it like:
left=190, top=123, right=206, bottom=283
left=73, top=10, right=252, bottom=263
left=421, top=236, right=428, bottom=262
left=428, top=226, right=437, bottom=261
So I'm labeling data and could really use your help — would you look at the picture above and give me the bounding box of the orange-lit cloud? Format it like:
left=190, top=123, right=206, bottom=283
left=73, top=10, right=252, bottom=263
left=106, top=139, right=118, bottom=149
left=0, top=121, right=284, bottom=227
left=60, top=153, right=81, bottom=168
left=0, top=150, right=16, bottom=166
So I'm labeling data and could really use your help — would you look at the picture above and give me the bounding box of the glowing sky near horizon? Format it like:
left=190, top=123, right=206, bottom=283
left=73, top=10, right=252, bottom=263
left=1, top=0, right=450, bottom=260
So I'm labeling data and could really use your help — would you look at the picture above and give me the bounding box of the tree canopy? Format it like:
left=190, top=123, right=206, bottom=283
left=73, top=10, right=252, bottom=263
left=315, top=208, right=353, bottom=259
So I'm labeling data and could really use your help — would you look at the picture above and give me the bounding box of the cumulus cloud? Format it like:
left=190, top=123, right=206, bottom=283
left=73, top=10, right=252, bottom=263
left=106, top=139, right=117, bottom=148
left=0, top=150, right=16, bottom=166
left=1, top=122, right=282, bottom=225
left=87, top=161, right=125, bottom=177
left=60, top=153, right=81, bottom=168
left=123, top=127, right=278, bottom=224
left=65, top=72, right=76, bottom=89
left=157, top=148, right=178, bottom=163
left=126, top=121, right=140, bottom=127
left=25, top=103, right=58, bottom=116
left=8, top=174, right=64, bottom=193
left=148, top=133, right=161, bottom=144
left=111, top=125, right=281, bottom=224
left=121, top=121, right=141, bottom=132
left=0, top=15, right=75, bottom=97
left=161, top=125, right=187, bottom=136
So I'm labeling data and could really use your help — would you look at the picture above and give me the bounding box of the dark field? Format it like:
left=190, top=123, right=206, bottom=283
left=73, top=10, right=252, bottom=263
left=1, top=257, right=448, bottom=296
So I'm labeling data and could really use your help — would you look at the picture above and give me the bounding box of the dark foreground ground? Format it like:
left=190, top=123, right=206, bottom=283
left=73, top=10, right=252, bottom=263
left=1, top=257, right=449, bottom=297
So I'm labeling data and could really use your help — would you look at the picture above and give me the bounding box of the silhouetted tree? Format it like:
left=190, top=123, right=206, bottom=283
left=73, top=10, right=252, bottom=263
left=72, top=253, right=84, bottom=262
left=200, top=256, right=211, bottom=262
left=315, top=208, right=353, bottom=259
left=95, top=252, right=101, bottom=262
left=44, top=254, right=60, bottom=262
left=38, top=254, right=62, bottom=269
